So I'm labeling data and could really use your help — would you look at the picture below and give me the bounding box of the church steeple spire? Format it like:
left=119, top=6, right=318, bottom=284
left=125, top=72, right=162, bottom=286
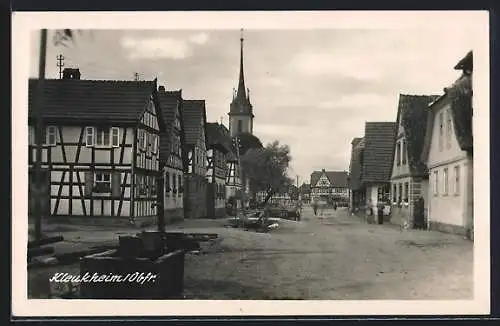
left=236, top=28, right=247, bottom=101
left=228, top=28, right=254, bottom=137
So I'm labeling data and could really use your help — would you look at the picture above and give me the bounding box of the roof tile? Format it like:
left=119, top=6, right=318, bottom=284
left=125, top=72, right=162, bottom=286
left=361, top=122, right=397, bottom=183
left=28, top=78, right=156, bottom=124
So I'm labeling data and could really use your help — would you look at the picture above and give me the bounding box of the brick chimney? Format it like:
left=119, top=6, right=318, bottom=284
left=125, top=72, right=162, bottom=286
left=62, top=68, right=81, bottom=80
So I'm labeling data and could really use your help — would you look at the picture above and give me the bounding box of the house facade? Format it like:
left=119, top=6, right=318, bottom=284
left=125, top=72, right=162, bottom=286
left=28, top=70, right=163, bottom=225
left=348, top=137, right=365, bottom=213
left=360, top=122, right=397, bottom=223
left=389, top=94, right=439, bottom=229
left=158, top=86, right=185, bottom=223
left=421, top=51, right=473, bottom=239
left=206, top=122, right=230, bottom=218
left=299, top=183, right=311, bottom=203
left=310, top=169, right=349, bottom=204
left=182, top=100, right=208, bottom=219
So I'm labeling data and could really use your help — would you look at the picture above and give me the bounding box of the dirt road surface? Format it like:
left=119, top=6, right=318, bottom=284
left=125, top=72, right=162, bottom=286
left=183, top=207, right=473, bottom=300
left=27, top=207, right=473, bottom=300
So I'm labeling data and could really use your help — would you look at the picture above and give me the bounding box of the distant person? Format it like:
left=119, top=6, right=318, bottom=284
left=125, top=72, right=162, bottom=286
left=312, top=200, right=318, bottom=216
left=333, top=202, right=337, bottom=211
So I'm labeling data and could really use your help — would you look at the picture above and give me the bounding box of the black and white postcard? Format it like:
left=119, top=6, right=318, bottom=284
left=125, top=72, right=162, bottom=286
left=12, top=10, right=490, bottom=317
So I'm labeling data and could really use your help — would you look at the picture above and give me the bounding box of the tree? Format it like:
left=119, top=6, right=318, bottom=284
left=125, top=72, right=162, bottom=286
left=232, top=132, right=263, bottom=156
left=240, top=140, right=293, bottom=205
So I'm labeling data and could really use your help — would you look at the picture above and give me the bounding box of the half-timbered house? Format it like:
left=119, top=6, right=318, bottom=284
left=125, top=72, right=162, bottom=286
left=421, top=51, right=473, bottom=239
left=28, top=71, right=164, bottom=225
left=182, top=100, right=208, bottom=219
left=389, top=94, right=439, bottom=229
left=205, top=122, right=231, bottom=218
left=310, top=169, right=349, bottom=204
left=158, top=86, right=185, bottom=223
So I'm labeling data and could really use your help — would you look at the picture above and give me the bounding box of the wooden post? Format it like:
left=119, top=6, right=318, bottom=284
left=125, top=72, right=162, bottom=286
left=156, top=172, right=165, bottom=233
left=34, top=29, right=48, bottom=241
left=234, top=136, right=244, bottom=214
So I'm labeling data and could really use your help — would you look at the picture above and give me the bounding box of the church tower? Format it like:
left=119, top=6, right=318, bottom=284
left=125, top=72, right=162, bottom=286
left=228, top=29, right=254, bottom=138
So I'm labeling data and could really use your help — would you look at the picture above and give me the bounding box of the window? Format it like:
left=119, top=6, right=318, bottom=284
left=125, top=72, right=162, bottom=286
left=96, top=128, right=110, bottom=147
left=404, top=182, right=409, bottom=203
left=172, top=173, right=177, bottom=193
left=136, top=175, right=147, bottom=197
left=443, top=168, right=449, bottom=195
left=46, top=126, right=57, bottom=146
left=396, top=142, right=401, bottom=166
left=398, top=183, right=403, bottom=203
left=178, top=174, right=183, bottom=196
left=446, top=110, right=452, bottom=149
left=86, top=127, right=94, bottom=147
left=402, top=139, right=407, bottom=165
left=94, top=172, right=111, bottom=193
left=454, top=165, right=461, bottom=195
left=165, top=171, right=170, bottom=196
left=111, top=127, right=120, bottom=147
left=175, top=113, right=181, bottom=129
left=29, top=127, right=35, bottom=145
left=146, top=134, right=152, bottom=155
left=137, top=130, right=145, bottom=150
left=433, top=171, right=439, bottom=196
left=392, top=184, right=397, bottom=203
left=152, top=134, right=158, bottom=154
left=439, top=112, right=444, bottom=151
left=150, top=176, right=156, bottom=196
left=238, top=120, right=243, bottom=133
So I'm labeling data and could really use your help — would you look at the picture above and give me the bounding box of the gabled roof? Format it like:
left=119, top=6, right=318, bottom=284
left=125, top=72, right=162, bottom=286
left=422, top=52, right=474, bottom=161
left=310, top=170, right=349, bottom=188
left=158, top=87, right=183, bottom=163
left=28, top=78, right=158, bottom=125
left=206, top=122, right=231, bottom=154
left=394, top=94, right=440, bottom=176
left=454, top=50, right=473, bottom=71
left=349, top=137, right=365, bottom=190
left=182, top=100, right=207, bottom=146
left=361, top=122, right=397, bottom=184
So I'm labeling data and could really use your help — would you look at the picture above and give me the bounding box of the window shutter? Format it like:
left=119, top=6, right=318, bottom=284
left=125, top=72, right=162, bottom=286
left=86, top=127, right=94, bottom=147
left=111, top=127, right=119, bottom=147
left=84, top=171, right=93, bottom=196
left=112, top=172, right=121, bottom=197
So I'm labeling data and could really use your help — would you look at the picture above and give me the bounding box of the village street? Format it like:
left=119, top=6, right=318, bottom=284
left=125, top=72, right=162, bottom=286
left=29, top=207, right=472, bottom=300
left=183, top=207, right=473, bottom=300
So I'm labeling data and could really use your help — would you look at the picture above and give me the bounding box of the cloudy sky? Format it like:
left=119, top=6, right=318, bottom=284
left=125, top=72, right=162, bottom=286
left=29, top=27, right=476, bottom=184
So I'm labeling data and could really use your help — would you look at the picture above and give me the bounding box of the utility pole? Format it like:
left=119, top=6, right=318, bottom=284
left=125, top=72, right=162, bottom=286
left=56, top=54, right=64, bottom=79
left=233, top=136, right=245, bottom=217
left=34, top=29, right=48, bottom=241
